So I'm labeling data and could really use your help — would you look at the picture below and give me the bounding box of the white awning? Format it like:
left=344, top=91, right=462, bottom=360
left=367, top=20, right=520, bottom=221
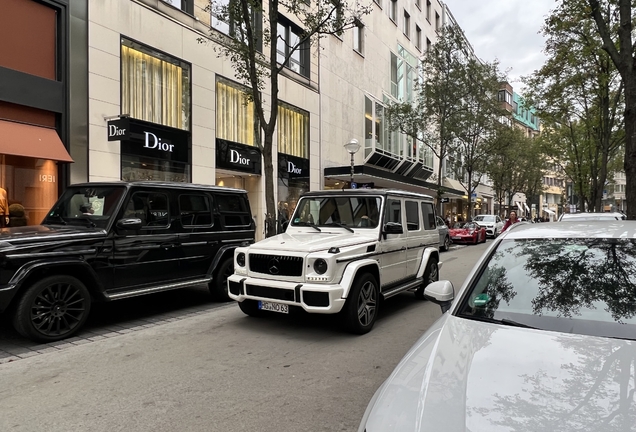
left=516, top=202, right=525, bottom=214
left=543, top=208, right=556, bottom=215
left=524, top=203, right=531, bottom=213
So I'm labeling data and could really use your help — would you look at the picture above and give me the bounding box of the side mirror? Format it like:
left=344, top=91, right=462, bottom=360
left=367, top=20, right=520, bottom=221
left=383, top=222, right=404, bottom=236
left=424, top=280, right=455, bottom=313
left=116, top=218, right=143, bottom=231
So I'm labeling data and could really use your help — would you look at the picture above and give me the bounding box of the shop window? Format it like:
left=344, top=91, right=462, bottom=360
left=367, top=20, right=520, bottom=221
left=216, top=77, right=258, bottom=147
left=124, top=192, right=170, bottom=228
left=405, top=200, right=419, bottom=230
left=421, top=202, right=435, bottom=230
left=121, top=39, right=191, bottom=131
left=277, top=102, right=309, bottom=158
left=121, top=154, right=190, bottom=182
left=179, top=194, right=213, bottom=227
left=276, top=17, right=310, bottom=77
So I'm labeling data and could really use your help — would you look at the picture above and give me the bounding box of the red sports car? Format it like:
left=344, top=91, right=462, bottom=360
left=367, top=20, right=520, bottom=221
left=449, top=222, right=487, bottom=244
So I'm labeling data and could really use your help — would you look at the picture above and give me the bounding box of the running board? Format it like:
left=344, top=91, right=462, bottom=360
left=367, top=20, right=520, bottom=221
left=381, top=279, right=422, bottom=300
left=105, top=278, right=211, bottom=300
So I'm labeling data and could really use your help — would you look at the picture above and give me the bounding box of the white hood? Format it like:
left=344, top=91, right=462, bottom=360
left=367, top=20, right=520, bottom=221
left=364, top=315, right=636, bottom=432
left=249, top=230, right=377, bottom=253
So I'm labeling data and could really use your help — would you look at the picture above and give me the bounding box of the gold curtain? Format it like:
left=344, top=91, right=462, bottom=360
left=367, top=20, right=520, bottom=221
left=216, top=80, right=256, bottom=146
left=277, top=104, right=309, bottom=158
left=121, top=45, right=186, bottom=130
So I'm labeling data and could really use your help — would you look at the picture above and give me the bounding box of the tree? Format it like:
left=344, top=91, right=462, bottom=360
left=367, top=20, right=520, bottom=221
left=202, top=0, right=372, bottom=237
left=524, top=0, right=624, bottom=213
left=385, top=24, right=472, bottom=214
left=587, top=0, right=635, bottom=217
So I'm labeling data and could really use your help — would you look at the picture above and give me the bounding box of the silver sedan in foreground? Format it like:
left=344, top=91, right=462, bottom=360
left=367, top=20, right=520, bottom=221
left=359, top=221, right=636, bottom=432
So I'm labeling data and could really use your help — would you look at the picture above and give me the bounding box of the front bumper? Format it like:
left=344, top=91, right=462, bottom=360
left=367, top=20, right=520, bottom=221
left=227, top=274, right=347, bottom=314
left=450, top=235, right=476, bottom=243
left=485, top=227, right=495, bottom=236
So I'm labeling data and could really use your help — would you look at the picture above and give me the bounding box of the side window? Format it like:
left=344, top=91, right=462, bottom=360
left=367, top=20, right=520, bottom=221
left=421, top=202, right=436, bottom=230
left=384, top=199, right=402, bottom=225
left=179, top=194, right=213, bottom=227
left=496, top=216, right=502, bottom=223
left=123, top=192, right=170, bottom=228
left=405, top=201, right=420, bottom=231
left=215, top=193, right=251, bottom=228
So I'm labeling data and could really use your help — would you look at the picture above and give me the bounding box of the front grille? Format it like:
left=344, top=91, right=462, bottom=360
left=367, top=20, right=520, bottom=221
left=246, top=285, right=295, bottom=301
left=303, top=291, right=329, bottom=307
left=249, top=254, right=303, bottom=276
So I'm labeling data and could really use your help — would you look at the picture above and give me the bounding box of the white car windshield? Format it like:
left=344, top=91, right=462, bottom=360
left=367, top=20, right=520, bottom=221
left=457, top=238, right=636, bottom=340
left=291, top=196, right=382, bottom=228
left=474, top=215, right=495, bottom=222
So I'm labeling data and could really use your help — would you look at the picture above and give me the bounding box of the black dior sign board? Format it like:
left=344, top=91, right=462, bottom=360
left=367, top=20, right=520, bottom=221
left=119, top=118, right=190, bottom=163
left=107, top=118, right=131, bottom=141
left=216, top=139, right=262, bottom=175
left=278, top=153, right=309, bottom=179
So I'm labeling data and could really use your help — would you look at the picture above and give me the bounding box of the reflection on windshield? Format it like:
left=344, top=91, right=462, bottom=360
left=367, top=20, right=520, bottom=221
left=44, top=187, right=125, bottom=229
left=458, top=238, right=636, bottom=340
left=291, top=196, right=382, bottom=229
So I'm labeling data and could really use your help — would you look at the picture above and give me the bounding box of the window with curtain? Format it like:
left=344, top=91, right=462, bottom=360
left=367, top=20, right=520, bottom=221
left=277, top=102, right=309, bottom=158
left=121, top=39, right=190, bottom=130
left=216, top=77, right=258, bottom=146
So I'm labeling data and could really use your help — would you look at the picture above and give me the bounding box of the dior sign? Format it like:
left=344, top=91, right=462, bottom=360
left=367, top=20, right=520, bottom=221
left=107, top=118, right=131, bottom=141
left=144, top=132, right=174, bottom=153
left=288, top=161, right=302, bottom=175
left=230, top=149, right=250, bottom=166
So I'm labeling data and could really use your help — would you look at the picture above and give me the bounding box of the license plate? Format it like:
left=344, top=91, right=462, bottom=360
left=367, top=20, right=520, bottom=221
left=258, top=301, right=289, bottom=314
left=452, top=236, right=461, bottom=240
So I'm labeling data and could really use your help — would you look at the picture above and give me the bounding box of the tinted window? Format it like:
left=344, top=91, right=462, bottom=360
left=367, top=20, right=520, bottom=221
left=421, top=202, right=435, bottom=230
left=405, top=201, right=419, bottom=231
left=215, top=193, right=251, bottom=227
left=44, top=186, right=125, bottom=229
left=123, top=192, right=170, bottom=228
left=385, top=199, right=402, bottom=224
left=457, top=238, right=636, bottom=340
left=179, top=194, right=212, bottom=227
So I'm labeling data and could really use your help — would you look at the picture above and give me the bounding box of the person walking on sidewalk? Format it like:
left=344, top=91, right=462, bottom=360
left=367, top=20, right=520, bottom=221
left=501, top=210, right=520, bottom=233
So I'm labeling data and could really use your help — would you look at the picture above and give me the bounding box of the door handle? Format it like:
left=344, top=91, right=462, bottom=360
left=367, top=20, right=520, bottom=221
left=161, top=243, right=176, bottom=249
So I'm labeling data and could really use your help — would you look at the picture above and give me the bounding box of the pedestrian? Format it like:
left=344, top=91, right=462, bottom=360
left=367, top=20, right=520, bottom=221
left=501, top=210, right=520, bottom=233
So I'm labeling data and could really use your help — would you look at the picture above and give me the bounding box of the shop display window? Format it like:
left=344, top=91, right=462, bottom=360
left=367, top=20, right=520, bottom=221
left=121, top=154, right=190, bottom=183
left=0, top=155, right=58, bottom=227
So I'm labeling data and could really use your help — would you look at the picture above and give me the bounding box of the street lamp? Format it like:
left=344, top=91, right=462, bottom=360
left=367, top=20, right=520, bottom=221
left=344, top=139, right=360, bottom=188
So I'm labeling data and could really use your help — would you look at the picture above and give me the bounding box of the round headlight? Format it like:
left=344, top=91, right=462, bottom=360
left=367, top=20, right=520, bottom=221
left=236, top=252, right=246, bottom=267
left=314, top=259, right=328, bottom=275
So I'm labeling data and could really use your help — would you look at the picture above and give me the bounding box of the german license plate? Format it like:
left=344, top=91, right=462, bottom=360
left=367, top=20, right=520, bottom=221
left=452, top=236, right=461, bottom=240
left=258, top=301, right=289, bottom=314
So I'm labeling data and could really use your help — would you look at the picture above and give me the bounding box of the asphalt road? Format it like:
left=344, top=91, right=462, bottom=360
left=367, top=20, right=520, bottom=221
left=0, top=241, right=490, bottom=432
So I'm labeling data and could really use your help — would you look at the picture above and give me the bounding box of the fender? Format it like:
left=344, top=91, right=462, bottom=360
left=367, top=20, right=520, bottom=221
left=9, top=258, right=104, bottom=297
left=416, top=247, right=442, bottom=279
left=338, top=258, right=381, bottom=299
left=207, top=245, right=239, bottom=276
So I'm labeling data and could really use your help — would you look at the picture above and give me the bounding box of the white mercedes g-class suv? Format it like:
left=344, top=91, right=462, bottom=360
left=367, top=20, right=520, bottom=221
left=227, top=189, right=442, bottom=334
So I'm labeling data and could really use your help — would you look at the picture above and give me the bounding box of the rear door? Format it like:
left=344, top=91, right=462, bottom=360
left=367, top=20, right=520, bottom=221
left=111, top=189, right=180, bottom=289
left=379, top=198, right=407, bottom=286
left=404, top=200, right=424, bottom=278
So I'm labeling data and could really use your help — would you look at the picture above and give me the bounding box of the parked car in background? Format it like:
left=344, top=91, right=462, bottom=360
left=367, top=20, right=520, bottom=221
left=228, top=189, right=442, bottom=334
left=472, top=214, right=503, bottom=237
left=0, top=182, right=255, bottom=342
left=436, top=216, right=450, bottom=251
left=448, top=222, right=486, bottom=244
left=558, top=212, right=626, bottom=221
left=358, top=221, right=636, bottom=432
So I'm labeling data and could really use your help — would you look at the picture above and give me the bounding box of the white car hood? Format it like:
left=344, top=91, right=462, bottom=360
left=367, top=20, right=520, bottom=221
left=365, top=314, right=636, bottom=432
left=250, top=230, right=376, bottom=253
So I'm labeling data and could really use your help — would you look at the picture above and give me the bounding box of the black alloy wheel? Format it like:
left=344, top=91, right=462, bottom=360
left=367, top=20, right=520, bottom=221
left=13, top=275, right=91, bottom=343
left=342, top=273, right=379, bottom=334
left=441, top=235, right=451, bottom=251
left=415, top=258, right=439, bottom=299
left=210, top=257, right=234, bottom=301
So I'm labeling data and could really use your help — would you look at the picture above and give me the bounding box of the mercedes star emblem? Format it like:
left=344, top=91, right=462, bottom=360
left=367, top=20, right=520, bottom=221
left=268, top=258, right=280, bottom=275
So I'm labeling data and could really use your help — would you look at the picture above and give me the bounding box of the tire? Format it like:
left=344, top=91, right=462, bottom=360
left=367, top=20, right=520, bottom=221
left=441, top=235, right=451, bottom=252
left=209, top=257, right=234, bottom=301
left=341, top=273, right=379, bottom=335
left=415, top=257, right=439, bottom=299
left=12, top=275, right=91, bottom=343
left=238, top=299, right=263, bottom=317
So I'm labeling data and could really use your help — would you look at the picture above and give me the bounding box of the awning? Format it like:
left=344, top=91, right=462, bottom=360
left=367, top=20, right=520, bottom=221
left=442, top=177, right=466, bottom=198
left=524, top=203, right=531, bottom=213
left=543, top=208, right=556, bottom=215
left=0, top=120, right=73, bottom=162
left=516, top=201, right=525, bottom=214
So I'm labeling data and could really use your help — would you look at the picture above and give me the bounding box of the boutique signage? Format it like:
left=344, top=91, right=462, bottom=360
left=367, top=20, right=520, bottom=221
left=115, top=118, right=190, bottom=164
left=278, top=153, right=309, bottom=179
left=216, top=139, right=262, bottom=175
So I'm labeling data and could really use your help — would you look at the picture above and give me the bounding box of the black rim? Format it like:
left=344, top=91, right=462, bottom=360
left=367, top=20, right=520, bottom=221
left=427, top=263, right=439, bottom=284
left=30, top=283, right=87, bottom=337
left=357, top=281, right=377, bottom=326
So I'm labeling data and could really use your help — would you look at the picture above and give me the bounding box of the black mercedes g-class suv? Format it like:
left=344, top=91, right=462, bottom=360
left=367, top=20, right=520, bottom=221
left=0, top=181, right=255, bottom=342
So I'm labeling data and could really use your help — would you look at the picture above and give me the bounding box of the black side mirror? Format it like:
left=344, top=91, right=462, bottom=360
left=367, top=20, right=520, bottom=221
left=116, top=218, right=142, bottom=231
left=383, top=222, right=403, bottom=239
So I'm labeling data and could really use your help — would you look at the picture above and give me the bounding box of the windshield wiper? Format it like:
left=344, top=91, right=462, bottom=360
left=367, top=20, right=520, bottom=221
left=323, top=222, right=354, bottom=233
left=294, top=221, right=321, bottom=232
left=46, top=214, right=67, bottom=225
left=463, top=315, right=538, bottom=329
left=499, top=318, right=538, bottom=329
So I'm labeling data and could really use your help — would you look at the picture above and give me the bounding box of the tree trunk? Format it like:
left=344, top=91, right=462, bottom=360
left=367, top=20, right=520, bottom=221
left=624, top=86, right=636, bottom=218
left=262, top=131, right=276, bottom=238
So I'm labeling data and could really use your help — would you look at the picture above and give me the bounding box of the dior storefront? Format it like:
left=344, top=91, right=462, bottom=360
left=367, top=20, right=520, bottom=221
left=277, top=152, right=309, bottom=232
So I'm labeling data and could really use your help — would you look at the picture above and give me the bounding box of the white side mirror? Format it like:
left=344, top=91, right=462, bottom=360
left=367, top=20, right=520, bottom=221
left=424, top=280, right=455, bottom=313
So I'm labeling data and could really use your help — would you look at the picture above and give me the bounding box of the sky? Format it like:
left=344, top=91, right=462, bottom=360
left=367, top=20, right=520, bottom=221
left=445, top=0, right=557, bottom=93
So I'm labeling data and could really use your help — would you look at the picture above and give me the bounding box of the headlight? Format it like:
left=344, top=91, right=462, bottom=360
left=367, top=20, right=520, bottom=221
left=314, top=259, right=328, bottom=275
left=236, top=252, right=246, bottom=267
